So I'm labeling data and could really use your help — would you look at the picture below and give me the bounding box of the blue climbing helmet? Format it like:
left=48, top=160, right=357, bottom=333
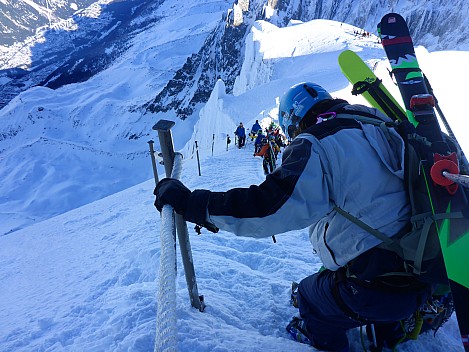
left=278, top=82, right=332, bottom=138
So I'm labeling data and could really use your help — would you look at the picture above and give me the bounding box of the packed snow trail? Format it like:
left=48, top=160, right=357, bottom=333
left=165, top=138, right=465, bottom=352
left=0, top=133, right=465, bottom=351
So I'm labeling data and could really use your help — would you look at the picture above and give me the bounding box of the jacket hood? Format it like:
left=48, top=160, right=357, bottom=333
left=339, top=105, right=405, bottom=179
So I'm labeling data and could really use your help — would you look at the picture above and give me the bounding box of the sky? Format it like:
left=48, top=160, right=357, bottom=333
left=1, top=14, right=468, bottom=352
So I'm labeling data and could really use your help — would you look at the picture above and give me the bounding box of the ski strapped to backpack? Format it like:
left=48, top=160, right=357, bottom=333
left=337, top=16, right=469, bottom=349
left=338, top=50, right=407, bottom=123
left=380, top=56, right=469, bottom=169
left=351, top=78, right=407, bottom=123
left=327, top=109, right=464, bottom=285
left=341, top=34, right=469, bottom=200
left=379, top=13, right=469, bottom=351
left=293, top=106, right=462, bottom=349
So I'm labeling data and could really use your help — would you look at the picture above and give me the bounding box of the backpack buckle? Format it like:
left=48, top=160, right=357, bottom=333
left=316, top=111, right=337, bottom=124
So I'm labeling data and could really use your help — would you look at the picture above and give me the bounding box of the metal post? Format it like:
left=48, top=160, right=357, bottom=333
left=152, top=120, right=205, bottom=312
left=195, top=141, right=201, bottom=176
left=211, top=134, right=215, bottom=156
left=148, top=140, right=160, bottom=185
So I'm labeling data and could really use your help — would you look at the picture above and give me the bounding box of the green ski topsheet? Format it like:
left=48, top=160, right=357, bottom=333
left=338, top=50, right=405, bottom=121
left=379, top=13, right=469, bottom=291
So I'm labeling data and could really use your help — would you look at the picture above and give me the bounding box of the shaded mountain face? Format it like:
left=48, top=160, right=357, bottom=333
left=144, top=21, right=250, bottom=119
left=0, top=0, right=97, bottom=45
left=0, top=0, right=165, bottom=109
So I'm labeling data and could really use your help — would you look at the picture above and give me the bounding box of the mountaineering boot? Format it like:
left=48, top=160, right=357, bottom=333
left=286, top=316, right=311, bottom=345
left=286, top=316, right=351, bottom=351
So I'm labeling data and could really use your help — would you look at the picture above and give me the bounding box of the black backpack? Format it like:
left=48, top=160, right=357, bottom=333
left=325, top=110, right=465, bottom=285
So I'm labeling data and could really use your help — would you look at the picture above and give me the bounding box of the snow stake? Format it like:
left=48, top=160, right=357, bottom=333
left=147, top=140, right=160, bottom=185
left=195, top=140, right=201, bottom=176
left=211, top=133, right=215, bottom=156
left=152, top=119, right=205, bottom=312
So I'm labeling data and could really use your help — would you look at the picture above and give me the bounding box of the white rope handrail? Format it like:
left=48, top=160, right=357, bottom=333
left=154, top=154, right=183, bottom=352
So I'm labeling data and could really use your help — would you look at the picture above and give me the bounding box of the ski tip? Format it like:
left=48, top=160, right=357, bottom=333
left=337, top=49, right=357, bottom=64
left=381, top=12, right=404, bottom=21
left=380, top=12, right=408, bottom=28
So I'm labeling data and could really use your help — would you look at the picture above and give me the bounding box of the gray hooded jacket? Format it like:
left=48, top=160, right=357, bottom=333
left=188, top=104, right=410, bottom=270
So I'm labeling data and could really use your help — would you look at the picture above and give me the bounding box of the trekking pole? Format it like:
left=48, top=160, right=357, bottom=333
left=195, top=140, right=201, bottom=176
left=269, top=140, right=277, bottom=170
left=443, top=172, right=469, bottom=188
left=423, top=75, right=456, bottom=139
left=152, top=120, right=205, bottom=312
left=265, top=141, right=277, bottom=244
left=423, top=75, right=469, bottom=170
left=226, top=134, right=229, bottom=151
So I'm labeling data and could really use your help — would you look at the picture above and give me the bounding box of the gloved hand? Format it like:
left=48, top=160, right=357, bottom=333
left=154, top=178, right=191, bottom=215
left=154, top=178, right=219, bottom=234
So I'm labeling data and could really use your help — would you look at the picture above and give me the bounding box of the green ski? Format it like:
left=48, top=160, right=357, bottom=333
left=379, top=13, right=469, bottom=350
left=338, top=50, right=407, bottom=122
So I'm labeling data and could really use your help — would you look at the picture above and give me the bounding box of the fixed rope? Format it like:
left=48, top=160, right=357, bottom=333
left=154, top=154, right=183, bottom=352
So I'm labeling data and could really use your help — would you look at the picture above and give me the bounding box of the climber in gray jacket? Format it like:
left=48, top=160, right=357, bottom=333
left=154, top=82, right=430, bottom=352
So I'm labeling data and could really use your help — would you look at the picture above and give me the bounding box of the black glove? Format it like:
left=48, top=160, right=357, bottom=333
left=154, top=178, right=219, bottom=234
left=154, top=178, right=191, bottom=215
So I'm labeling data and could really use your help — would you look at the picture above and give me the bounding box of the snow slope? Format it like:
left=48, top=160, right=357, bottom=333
left=0, top=0, right=232, bottom=234
left=0, top=141, right=465, bottom=352
left=1, top=18, right=468, bottom=352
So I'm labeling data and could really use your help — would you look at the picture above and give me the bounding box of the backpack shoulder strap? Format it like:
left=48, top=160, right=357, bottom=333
left=303, top=106, right=398, bottom=141
left=333, top=206, right=404, bottom=257
left=333, top=108, right=400, bottom=144
left=334, top=108, right=398, bottom=127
